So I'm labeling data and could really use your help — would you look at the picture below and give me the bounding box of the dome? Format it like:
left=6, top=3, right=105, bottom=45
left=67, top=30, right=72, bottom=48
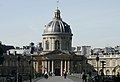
left=43, top=9, right=72, bottom=35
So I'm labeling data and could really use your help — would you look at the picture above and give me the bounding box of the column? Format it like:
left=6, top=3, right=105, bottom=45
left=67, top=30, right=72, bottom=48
left=42, top=61, right=44, bottom=73
left=64, top=60, right=66, bottom=71
left=52, top=60, right=54, bottom=73
left=48, top=61, right=50, bottom=72
left=50, top=38, right=52, bottom=50
left=43, top=40, right=45, bottom=51
left=45, top=61, right=47, bottom=70
left=67, top=61, right=70, bottom=73
left=61, top=60, right=63, bottom=76
left=70, top=61, right=73, bottom=73
left=36, top=62, right=38, bottom=72
left=52, top=39, right=55, bottom=50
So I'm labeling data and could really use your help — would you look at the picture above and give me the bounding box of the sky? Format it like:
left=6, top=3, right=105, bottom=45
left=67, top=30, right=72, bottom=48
left=0, top=0, right=120, bottom=48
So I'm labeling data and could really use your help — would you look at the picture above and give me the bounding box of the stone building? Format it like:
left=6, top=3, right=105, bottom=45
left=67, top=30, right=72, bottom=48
left=0, top=8, right=89, bottom=77
left=33, top=8, right=87, bottom=76
left=0, top=52, right=31, bottom=76
left=88, top=53, right=120, bottom=75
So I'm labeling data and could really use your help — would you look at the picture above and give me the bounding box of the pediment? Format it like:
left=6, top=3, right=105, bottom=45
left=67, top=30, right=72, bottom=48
left=42, top=50, right=71, bottom=60
left=44, top=50, right=69, bottom=55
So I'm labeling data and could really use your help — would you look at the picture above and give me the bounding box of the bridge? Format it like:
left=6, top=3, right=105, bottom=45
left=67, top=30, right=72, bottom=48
left=35, top=75, right=82, bottom=82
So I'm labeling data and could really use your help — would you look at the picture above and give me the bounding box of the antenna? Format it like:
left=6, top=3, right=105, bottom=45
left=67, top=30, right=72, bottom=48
left=57, top=0, right=59, bottom=9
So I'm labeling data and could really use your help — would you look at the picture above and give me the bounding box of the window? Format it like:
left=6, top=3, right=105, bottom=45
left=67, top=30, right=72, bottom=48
left=45, top=40, right=49, bottom=50
left=112, top=60, right=116, bottom=66
left=117, top=59, right=120, bottom=65
left=55, top=40, right=60, bottom=49
left=106, top=60, right=110, bottom=67
left=66, top=41, right=69, bottom=50
left=92, top=60, right=96, bottom=67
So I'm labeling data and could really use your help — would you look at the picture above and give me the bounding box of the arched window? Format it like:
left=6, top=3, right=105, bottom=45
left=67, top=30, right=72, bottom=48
left=112, top=69, right=115, bottom=75
left=66, top=41, right=69, bottom=50
left=106, top=70, right=110, bottom=75
left=55, top=40, right=60, bottom=49
left=45, top=40, right=49, bottom=50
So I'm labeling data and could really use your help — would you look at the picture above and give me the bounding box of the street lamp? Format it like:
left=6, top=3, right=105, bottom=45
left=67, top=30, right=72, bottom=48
left=96, top=54, right=99, bottom=82
left=29, top=60, right=32, bottom=82
left=29, top=58, right=32, bottom=82
left=35, top=61, right=37, bottom=78
left=17, top=56, right=20, bottom=82
left=100, top=61, right=106, bottom=76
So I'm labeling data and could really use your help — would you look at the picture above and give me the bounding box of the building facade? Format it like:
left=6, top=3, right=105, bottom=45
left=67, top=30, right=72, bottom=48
left=33, top=8, right=88, bottom=76
left=88, top=47, right=120, bottom=76
left=0, top=8, right=92, bottom=78
left=0, top=52, right=32, bottom=76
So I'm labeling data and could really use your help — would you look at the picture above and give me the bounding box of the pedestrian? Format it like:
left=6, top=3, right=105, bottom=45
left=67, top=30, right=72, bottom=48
left=49, top=71, right=52, bottom=76
left=64, top=71, right=67, bottom=79
left=82, top=73, right=87, bottom=82
left=88, top=72, right=92, bottom=82
left=44, top=70, right=48, bottom=79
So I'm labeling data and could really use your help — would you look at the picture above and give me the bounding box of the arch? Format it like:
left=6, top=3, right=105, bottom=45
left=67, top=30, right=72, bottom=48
left=45, top=40, right=49, bottom=50
left=106, top=70, right=110, bottom=75
left=99, top=69, right=104, bottom=76
left=113, top=65, right=120, bottom=75
left=55, top=40, right=60, bottom=50
left=112, top=69, right=116, bottom=75
left=116, top=69, right=120, bottom=75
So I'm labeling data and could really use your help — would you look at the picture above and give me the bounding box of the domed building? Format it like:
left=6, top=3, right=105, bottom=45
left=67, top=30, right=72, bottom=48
left=42, top=9, right=73, bottom=52
left=33, top=8, right=87, bottom=76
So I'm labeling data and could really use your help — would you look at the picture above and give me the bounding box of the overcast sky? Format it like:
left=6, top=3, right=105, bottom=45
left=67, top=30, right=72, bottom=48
left=0, top=0, right=120, bottom=48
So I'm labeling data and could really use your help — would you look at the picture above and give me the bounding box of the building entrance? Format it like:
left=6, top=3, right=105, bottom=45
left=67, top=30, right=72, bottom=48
left=55, top=68, right=60, bottom=76
left=54, top=60, right=61, bottom=76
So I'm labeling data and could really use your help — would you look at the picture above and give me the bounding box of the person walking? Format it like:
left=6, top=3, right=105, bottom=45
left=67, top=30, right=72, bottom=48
left=82, top=73, right=87, bottom=82
left=44, top=70, right=48, bottom=79
left=64, top=71, right=67, bottom=79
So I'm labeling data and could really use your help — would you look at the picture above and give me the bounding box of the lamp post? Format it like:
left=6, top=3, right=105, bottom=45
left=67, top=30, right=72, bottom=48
left=100, top=61, right=106, bottom=82
left=17, top=56, right=20, bottom=82
left=21, top=56, right=26, bottom=82
left=35, top=61, right=37, bottom=78
left=100, top=61, right=106, bottom=76
left=29, top=42, right=34, bottom=82
left=96, top=54, right=99, bottom=82
left=29, top=57, right=32, bottom=82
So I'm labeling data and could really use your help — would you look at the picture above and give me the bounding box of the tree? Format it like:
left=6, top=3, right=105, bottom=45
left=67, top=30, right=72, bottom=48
left=0, top=44, right=4, bottom=64
left=30, top=42, right=35, bottom=54
left=30, top=42, right=34, bottom=47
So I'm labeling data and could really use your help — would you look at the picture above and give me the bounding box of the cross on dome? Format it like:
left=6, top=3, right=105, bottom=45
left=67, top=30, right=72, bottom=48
left=54, top=0, right=61, bottom=20
left=57, top=0, right=59, bottom=9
